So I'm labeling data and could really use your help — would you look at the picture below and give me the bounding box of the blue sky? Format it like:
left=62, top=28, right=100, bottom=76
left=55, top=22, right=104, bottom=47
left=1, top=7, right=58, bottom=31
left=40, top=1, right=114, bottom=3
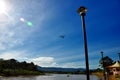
left=0, top=0, right=120, bottom=69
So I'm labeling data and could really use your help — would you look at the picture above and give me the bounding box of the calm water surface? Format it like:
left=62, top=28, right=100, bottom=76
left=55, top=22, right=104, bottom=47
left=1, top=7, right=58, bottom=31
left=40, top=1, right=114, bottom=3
left=0, top=74, right=99, bottom=80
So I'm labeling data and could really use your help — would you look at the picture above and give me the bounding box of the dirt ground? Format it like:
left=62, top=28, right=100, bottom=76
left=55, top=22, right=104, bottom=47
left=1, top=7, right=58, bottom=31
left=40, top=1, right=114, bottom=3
left=92, top=72, right=120, bottom=80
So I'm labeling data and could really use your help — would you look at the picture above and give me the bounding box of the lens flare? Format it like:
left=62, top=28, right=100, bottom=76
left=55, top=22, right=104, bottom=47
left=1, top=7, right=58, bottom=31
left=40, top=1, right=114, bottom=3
left=27, top=21, right=33, bottom=27
left=20, top=18, right=33, bottom=27
left=20, top=18, right=25, bottom=22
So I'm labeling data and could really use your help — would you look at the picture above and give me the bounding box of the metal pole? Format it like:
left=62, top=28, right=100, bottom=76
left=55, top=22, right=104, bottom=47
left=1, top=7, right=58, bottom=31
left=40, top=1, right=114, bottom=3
left=101, top=51, right=106, bottom=80
left=81, top=13, right=90, bottom=80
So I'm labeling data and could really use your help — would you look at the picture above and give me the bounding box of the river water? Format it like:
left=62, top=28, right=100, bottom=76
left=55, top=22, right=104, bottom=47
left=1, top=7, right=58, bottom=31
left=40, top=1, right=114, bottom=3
left=0, top=74, right=99, bottom=80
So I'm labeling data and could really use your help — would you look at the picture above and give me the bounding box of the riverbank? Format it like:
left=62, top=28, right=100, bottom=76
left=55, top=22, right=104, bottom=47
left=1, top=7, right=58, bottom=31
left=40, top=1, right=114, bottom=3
left=0, top=74, right=99, bottom=80
left=91, top=72, right=103, bottom=79
left=91, top=72, right=120, bottom=80
left=0, top=69, right=45, bottom=76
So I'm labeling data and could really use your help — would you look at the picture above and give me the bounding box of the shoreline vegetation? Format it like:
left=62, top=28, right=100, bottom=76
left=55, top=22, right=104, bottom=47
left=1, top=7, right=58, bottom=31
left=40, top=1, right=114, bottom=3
left=0, top=58, right=45, bottom=76
left=0, top=58, right=108, bottom=78
left=0, top=69, right=45, bottom=76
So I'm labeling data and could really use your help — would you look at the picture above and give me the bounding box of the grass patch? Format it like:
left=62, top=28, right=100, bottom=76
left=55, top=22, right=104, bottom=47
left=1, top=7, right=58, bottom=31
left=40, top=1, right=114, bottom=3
left=115, top=74, right=120, bottom=78
left=91, top=72, right=103, bottom=78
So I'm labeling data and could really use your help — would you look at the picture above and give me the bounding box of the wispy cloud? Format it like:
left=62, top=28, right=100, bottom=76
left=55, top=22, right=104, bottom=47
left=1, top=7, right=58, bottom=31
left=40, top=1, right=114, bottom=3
left=0, top=0, right=56, bottom=51
left=30, top=57, right=57, bottom=67
left=29, top=56, right=85, bottom=68
left=0, top=50, right=28, bottom=60
left=0, top=50, right=100, bottom=68
left=60, top=61, right=85, bottom=68
left=0, top=13, right=28, bottom=50
left=56, top=54, right=85, bottom=62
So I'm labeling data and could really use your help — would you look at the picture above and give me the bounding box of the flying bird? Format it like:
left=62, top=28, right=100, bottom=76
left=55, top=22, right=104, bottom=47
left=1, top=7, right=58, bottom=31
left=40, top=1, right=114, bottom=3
left=59, top=35, right=65, bottom=38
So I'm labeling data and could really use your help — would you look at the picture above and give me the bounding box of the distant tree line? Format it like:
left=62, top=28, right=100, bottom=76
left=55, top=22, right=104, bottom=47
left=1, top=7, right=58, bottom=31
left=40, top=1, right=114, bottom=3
left=0, top=58, right=36, bottom=71
left=0, top=58, right=44, bottom=76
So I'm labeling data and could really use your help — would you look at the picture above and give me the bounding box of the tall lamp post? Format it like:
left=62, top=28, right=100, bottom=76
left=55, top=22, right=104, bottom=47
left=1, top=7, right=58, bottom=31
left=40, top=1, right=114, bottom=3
left=100, top=51, right=106, bottom=80
left=77, top=6, right=90, bottom=80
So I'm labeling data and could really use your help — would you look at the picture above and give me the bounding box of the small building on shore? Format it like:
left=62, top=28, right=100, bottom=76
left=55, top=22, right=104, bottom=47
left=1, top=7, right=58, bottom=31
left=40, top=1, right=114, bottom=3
left=106, top=61, right=120, bottom=75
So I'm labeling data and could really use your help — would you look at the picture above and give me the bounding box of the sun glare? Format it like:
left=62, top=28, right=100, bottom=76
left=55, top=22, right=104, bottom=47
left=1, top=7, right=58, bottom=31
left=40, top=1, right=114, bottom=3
left=0, top=1, right=6, bottom=13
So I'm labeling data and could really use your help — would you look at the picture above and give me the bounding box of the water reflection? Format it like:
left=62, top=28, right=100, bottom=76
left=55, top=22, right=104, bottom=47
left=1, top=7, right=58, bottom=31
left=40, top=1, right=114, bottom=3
left=0, top=76, right=36, bottom=80
left=0, top=74, right=99, bottom=80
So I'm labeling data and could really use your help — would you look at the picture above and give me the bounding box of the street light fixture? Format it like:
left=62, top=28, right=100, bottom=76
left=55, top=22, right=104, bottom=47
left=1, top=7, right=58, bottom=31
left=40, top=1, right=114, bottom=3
left=77, top=6, right=90, bottom=80
left=77, top=6, right=87, bottom=15
left=100, top=51, right=104, bottom=59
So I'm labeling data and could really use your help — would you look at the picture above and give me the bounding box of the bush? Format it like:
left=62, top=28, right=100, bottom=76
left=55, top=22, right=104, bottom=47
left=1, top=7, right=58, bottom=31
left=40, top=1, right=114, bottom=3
left=1, top=69, right=44, bottom=76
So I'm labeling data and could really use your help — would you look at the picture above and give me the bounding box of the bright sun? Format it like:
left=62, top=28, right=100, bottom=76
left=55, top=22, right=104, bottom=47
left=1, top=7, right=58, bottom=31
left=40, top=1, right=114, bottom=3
left=0, top=1, right=6, bottom=13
